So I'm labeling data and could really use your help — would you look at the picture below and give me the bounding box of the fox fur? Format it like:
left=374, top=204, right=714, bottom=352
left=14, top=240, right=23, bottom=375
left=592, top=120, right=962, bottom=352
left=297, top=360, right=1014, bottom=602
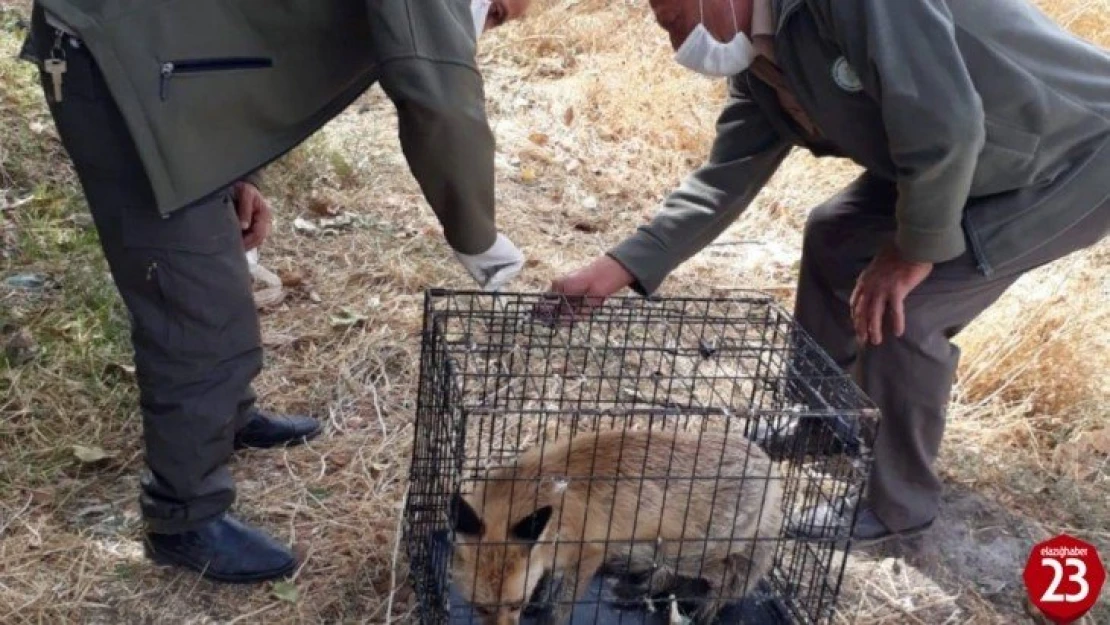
left=449, top=427, right=784, bottom=625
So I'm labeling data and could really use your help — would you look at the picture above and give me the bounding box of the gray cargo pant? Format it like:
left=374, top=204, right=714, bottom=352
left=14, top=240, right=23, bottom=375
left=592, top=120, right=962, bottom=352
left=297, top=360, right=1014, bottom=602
left=794, top=172, right=1108, bottom=532
left=29, top=8, right=261, bottom=533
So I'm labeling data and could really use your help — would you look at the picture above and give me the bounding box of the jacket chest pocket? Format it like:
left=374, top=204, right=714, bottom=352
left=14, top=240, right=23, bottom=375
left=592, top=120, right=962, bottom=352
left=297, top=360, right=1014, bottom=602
left=120, top=191, right=256, bottom=358
left=159, top=57, right=273, bottom=101
left=793, top=64, right=895, bottom=175
left=776, top=24, right=897, bottom=173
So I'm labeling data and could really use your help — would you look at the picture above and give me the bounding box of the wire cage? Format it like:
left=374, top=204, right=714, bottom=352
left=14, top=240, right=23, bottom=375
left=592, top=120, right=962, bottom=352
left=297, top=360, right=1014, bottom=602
left=405, top=290, right=879, bottom=625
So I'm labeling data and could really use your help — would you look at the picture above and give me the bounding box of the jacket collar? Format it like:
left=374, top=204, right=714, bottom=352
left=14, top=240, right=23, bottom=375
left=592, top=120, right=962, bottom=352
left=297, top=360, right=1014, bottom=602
left=772, top=0, right=805, bottom=33
left=752, top=0, right=775, bottom=37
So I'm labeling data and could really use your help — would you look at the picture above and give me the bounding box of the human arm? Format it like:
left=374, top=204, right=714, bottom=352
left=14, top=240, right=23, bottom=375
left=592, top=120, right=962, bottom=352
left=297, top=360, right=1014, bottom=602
left=822, top=0, right=984, bottom=264
left=821, top=0, right=985, bottom=342
left=233, top=178, right=271, bottom=251
left=555, top=80, right=791, bottom=301
left=366, top=0, right=522, bottom=289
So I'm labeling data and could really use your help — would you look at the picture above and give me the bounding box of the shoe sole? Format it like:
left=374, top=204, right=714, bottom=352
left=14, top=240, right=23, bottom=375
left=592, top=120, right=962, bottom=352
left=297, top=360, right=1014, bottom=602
left=785, top=518, right=935, bottom=546
left=851, top=520, right=936, bottom=547
left=234, top=424, right=323, bottom=451
left=145, top=545, right=296, bottom=584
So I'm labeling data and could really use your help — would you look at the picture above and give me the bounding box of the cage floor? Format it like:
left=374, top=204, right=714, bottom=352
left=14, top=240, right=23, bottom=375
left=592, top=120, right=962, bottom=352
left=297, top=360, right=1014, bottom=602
left=429, top=531, right=793, bottom=624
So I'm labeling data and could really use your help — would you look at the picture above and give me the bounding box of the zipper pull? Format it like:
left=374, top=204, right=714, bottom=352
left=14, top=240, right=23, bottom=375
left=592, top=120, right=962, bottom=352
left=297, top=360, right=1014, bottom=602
left=159, top=62, right=174, bottom=101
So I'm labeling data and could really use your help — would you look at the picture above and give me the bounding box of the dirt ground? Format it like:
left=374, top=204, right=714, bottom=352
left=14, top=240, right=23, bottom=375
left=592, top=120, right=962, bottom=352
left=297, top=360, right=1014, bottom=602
left=1, top=1, right=1108, bottom=624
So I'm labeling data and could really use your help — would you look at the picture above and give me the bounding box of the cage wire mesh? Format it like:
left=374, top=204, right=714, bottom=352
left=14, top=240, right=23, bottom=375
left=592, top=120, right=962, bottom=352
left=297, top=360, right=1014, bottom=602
left=405, top=290, right=879, bottom=625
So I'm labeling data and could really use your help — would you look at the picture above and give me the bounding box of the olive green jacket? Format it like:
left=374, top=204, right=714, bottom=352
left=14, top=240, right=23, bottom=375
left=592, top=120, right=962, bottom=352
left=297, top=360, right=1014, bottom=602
left=30, top=0, right=498, bottom=254
left=610, top=0, right=1110, bottom=295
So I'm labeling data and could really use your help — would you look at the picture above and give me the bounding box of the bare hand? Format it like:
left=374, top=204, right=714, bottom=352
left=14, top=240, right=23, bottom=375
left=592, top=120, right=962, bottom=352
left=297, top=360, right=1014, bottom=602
left=850, top=244, right=933, bottom=346
left=233, top=182, right=273, bottom=251
left=547, top=255, right=635, bottom=320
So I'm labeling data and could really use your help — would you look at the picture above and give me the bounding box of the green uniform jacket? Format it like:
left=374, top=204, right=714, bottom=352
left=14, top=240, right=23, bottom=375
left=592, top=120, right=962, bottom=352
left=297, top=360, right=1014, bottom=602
left=31, top=0, right=498, bottom=255
left=610, top=0, right=1110, bottom=295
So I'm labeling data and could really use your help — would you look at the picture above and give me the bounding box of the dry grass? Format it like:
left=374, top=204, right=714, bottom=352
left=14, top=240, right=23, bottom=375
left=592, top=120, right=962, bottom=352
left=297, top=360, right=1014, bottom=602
left=1, top=0, right=1108, bottom=623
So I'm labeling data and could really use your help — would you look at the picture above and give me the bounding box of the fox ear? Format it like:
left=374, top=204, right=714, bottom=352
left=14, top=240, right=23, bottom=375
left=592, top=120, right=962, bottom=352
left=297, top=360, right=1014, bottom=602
left=451, top=493, right=485, bottom=536
left=510, top=506, right=553, bottom=543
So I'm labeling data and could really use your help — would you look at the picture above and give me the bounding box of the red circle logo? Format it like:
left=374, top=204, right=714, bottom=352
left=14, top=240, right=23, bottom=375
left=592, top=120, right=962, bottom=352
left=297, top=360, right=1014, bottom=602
left=1023, top=534, right=1105, bottom=624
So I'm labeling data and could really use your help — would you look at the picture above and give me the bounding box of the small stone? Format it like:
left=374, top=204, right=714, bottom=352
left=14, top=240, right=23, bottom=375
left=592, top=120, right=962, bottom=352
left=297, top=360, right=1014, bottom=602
left=278, top=270, right=305, bottom=288
left=4, top=274, right=47, bottom=290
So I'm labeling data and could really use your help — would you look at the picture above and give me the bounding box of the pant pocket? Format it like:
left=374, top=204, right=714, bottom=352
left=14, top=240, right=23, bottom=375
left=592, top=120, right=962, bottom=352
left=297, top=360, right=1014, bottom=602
left=151, top=252, right=259, bottom=362
left=121, top=188, right=239, bottom=254
left=121, top=192, right=258, bottom=363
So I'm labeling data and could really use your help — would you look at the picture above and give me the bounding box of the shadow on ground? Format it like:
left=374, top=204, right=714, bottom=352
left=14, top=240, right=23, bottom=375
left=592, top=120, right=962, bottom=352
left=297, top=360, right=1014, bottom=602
left=838, top=479, right=1106, bottom=624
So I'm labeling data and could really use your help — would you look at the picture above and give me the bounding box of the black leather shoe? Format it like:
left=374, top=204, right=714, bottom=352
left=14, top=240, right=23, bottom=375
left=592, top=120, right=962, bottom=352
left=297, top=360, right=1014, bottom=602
left=144, top=514, right=296, bottom=583
left=234, top=409, right=322, bottom=450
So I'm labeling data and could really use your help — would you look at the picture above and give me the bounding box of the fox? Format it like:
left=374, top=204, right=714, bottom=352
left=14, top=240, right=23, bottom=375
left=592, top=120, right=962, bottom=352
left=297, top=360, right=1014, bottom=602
left=449, top=427, right=784, bottom=625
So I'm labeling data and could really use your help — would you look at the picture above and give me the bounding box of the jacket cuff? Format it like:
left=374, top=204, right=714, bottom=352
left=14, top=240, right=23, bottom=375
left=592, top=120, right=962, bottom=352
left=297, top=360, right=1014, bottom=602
left=607, top=230, right=674, bottom=297
left=240, top=170, right=264, bottom=191
left=896, top=225, right=967, bottom=264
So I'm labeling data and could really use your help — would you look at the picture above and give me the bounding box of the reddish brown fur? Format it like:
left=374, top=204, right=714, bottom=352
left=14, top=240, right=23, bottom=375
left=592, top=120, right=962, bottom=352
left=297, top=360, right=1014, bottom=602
left=451, top=427, right=783, bottom=625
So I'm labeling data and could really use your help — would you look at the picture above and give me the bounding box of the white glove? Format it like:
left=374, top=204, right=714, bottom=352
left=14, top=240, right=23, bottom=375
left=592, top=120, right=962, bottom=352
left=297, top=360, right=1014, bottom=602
left=454, top=233, right=525, bottom=292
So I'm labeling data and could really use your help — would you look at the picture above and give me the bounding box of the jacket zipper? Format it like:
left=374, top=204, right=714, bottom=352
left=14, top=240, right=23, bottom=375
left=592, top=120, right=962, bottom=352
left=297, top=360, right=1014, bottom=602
left=159, top=57, right=273, bottom=101
left=771, top=0, right=837, bottom=149
left=744, top=0, right=811, bottom=147
left=777, top=0, right=805, bottom=33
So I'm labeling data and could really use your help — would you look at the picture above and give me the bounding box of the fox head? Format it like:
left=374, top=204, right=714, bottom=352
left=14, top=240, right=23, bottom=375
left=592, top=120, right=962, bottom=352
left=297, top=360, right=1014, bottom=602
left=449, top=492, right=554, bottom=625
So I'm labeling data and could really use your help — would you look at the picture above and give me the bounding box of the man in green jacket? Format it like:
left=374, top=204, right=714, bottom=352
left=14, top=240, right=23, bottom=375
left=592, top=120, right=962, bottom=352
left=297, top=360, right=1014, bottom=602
left=22, top=0, right=529, bottom=583
left=554, top=0, right=1110, bottom=543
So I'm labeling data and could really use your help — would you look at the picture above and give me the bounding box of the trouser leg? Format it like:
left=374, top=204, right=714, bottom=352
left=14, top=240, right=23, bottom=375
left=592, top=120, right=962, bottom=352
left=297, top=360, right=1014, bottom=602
left=859, top=276, right=1016, bottom=530
left=785, top=176, right=898, bottom=457
left=235, top=386, right=260, bottom=431
left=30, top=7, right=261, bottom=533
left=794, top=171, right=1107, bottom=532
left=792, top=175, right=898, bottom=373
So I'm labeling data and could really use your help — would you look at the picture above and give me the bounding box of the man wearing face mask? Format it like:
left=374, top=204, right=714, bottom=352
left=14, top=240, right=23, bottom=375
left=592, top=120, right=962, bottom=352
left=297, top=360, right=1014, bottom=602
left=553, top=0, right=1110, bottom=544
left=19, top=0, right=530, bottom=583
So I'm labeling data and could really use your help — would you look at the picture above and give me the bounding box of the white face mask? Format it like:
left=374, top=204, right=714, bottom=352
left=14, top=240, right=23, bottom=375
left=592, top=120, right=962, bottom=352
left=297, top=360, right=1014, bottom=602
left=673, top=0, right=755, bottom=77
left=471, top=0, right=492, bottom=40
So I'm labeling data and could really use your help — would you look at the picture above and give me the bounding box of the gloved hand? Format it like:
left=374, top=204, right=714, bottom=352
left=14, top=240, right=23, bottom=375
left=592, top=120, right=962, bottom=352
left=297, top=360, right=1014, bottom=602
left=454, top=233, right=525, bottom=292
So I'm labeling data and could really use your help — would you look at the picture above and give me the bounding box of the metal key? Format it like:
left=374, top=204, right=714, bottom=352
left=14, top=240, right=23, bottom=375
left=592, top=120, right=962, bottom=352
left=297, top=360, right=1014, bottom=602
left=44, top=58, right=67, bottom=103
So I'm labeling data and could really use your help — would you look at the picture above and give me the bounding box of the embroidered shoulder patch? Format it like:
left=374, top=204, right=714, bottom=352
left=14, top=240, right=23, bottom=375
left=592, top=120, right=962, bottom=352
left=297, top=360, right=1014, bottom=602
left=832, top=57, right=863, bottom=93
